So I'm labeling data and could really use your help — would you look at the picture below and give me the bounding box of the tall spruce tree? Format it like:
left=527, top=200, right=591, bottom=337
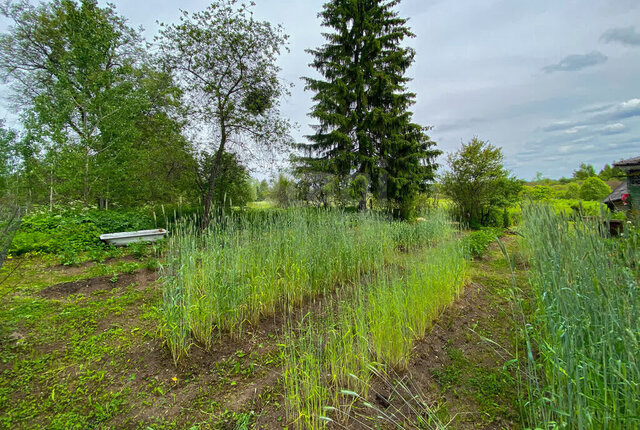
left=299, top=0, right=440, bottom=217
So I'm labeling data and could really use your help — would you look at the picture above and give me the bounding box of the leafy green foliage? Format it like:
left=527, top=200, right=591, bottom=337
left=522, top=185, right=555, bottom=200
left=598, top=163, right=624, bottom=181
left=349, top=174, right=369, bottom=204
left=0, top=0, right=198, bottom=208
left=502, top=207, right=511, bottom=228
left=10, top=208, right=154, bottom=257
left=579, top=176, right=611, bottom=201
left=563, top=182, right=581, bottom=199
left=441, top=138, right=522, bottom=228
left=465, top=228, right=500, bottom=258
left=572, top=162, right=596, bottom=180
left=199, top=152, right=254, bottom=207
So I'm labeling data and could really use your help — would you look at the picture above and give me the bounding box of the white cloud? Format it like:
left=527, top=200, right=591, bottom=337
left=558, top=144, right=573, bottom=153
left=620, top=98, right=640, bottom=109
left=599, top=122, right=626, bottom=134
left=564, top=126, right=587, bottom=134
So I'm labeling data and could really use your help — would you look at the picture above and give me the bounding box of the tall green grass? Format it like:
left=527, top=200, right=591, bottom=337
left=160, top=208, right=451, bottom=362
left=368, top=241, right=469, bottom=368
left=283, top=231, right=469, bottom=428
left=519, top=204, right=640, bottom=429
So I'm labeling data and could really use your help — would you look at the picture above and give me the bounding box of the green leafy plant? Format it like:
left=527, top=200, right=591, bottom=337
left=466, top=228, right=500, bottom=258
left=10, top=207, right=155, bottom=259
left=579, top=176, right=611, bottom=201
left=441, top=137, right=522, bottom=228
left=117, top=261, right=139, bottom=275
left=126, top=242, right=151, bottom=260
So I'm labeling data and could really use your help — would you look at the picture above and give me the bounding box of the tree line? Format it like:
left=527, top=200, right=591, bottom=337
left=0, top=0, right=449, bottom=222
left=0, top=0, right=285, bottom=221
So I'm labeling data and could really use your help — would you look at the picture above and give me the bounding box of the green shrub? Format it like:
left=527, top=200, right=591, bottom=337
left=485, top=207, right=504, bottom=227
left=563, top=182, right=580, bottom=199
left=611, top=211, right=627, bottom=220
left=502, top=207, right=510, bottom=228
left=10, top=207, right=155, bottom=256
left=127, top=242, right=152, bottom=260
left=466, top=228, right=500, bottom=258
left=508, top=205, right=522, bottom=226
left=523, top=185, right=555, bottom=200
left=547, top=199, right=602, bottom=216
left=579, top=177, right=611, bottom=201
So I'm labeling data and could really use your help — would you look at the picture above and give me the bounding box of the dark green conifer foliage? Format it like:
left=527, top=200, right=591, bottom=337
left=300, top=0, right=440, bottom=217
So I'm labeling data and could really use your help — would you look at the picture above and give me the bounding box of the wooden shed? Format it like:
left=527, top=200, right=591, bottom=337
left=603, top=182, right=629, bottom=212
left=613, top=156, right=640, bottom=212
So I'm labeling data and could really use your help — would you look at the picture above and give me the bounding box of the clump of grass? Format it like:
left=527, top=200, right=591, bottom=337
left=519, top=204, right=640, bottom=429
left=325, top=295, right=371, bottom=397
left=283, top=320, right=333, bottom=430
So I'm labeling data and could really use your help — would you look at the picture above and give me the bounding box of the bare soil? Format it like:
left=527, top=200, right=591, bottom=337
left=39, top=269, right=158, bottom=299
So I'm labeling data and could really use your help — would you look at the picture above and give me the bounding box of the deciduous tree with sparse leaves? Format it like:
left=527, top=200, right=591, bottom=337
left=158, top=0, right=292, bottom=228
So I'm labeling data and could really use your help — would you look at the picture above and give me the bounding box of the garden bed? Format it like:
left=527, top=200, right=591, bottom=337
left=0, top=223, right=526, bottom=429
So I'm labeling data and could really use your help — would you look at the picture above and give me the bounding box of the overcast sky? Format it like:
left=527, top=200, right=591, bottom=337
left=4, top=0, right=640, bottom=180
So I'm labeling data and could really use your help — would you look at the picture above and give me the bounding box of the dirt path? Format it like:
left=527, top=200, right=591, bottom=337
left=404, top=235, right=526, bottom=429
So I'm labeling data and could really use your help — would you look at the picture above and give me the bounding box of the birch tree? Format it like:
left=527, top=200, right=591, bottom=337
left=0, top=0, right=147, bottom=206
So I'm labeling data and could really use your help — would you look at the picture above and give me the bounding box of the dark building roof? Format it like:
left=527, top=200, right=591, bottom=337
left=614, top=156, right=640, bottom=169
left=606, top=180, right=622, bottom=190
left=603, top=181, right=628, bottom=204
